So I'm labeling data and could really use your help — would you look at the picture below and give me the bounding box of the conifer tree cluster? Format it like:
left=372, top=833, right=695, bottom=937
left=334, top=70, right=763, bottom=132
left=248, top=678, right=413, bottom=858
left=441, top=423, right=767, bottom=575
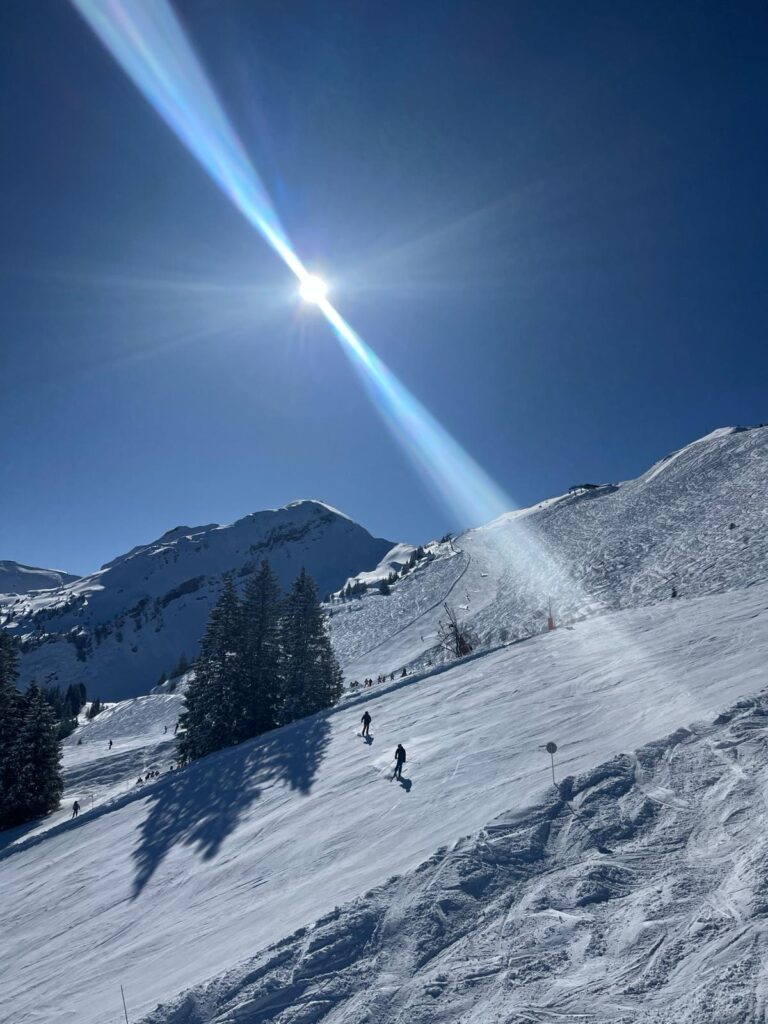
left=0, top=630, right=64, bottom=830
left=40, top=681, right=87, bottom=739
left=179, top=562, right=342, bottom=762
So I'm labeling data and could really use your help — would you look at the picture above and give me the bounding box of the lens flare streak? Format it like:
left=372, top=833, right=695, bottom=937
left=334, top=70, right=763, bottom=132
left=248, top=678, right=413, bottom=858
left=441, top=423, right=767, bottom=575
left=71, top=0, right=511, bottom=530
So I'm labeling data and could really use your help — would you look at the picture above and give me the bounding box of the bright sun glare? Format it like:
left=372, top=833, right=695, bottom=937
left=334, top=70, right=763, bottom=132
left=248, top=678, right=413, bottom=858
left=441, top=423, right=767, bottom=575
left=299, top=274, right=328, bottom=305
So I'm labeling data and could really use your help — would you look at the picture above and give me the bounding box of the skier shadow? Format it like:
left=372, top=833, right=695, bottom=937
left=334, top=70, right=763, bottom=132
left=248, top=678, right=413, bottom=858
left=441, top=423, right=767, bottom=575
left=397, top=777, right=412, bottom=793
left=131, top=716, right=331, bottom=898
left=363, top=734, right=374, bottom=746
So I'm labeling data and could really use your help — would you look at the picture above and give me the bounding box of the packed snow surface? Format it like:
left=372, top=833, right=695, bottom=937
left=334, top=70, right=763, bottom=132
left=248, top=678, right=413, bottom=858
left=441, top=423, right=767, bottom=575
left=3, top=583, right=768, bottom=1024
left=144, top=689, right=768, bottom=1024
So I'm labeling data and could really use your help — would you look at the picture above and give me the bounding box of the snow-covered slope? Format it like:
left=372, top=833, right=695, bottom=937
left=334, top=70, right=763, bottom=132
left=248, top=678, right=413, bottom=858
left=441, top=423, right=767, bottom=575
left=142, top=687, right=768, bottom=1024
left=330, top=425, right=768, bottom=681
left=2, top=501, right=394, bottom=700
left=0, top=560, right=78, bottom=595
left=3, top=583, right=768, bottom=1024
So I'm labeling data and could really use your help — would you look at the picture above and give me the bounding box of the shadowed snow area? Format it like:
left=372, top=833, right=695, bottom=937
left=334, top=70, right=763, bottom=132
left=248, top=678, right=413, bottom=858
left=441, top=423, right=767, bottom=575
left=2, top=584, right=768, bottom=1024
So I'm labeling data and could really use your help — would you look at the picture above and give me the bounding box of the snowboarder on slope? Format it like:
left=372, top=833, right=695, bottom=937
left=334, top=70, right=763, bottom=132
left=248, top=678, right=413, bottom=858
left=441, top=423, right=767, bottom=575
left=71, top=801, right=80, bottom=818
left=393, top=744, right=406, bottom=780
left=361, top=711, right=372, bottom=737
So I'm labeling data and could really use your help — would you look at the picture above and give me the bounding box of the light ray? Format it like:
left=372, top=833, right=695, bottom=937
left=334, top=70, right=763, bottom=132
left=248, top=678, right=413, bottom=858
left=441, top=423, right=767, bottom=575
left=71, top=0, right=676, bottom=700
left=70, top=0, right=512, bottom=530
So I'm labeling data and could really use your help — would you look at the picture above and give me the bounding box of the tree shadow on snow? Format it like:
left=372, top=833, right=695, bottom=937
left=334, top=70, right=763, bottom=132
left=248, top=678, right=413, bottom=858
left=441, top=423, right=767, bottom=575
left=131, top=716, right=331, bottom=897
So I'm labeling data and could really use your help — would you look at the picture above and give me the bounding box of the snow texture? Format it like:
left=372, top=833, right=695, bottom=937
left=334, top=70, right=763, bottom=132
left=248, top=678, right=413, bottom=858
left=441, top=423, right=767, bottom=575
left=2, top=425, right=768, bottom=1024
left=140, top=690, right=768, bottom=1024
left=331, top=425, right=768, bottom=681
left=3, top=583, right=768, bottom=1024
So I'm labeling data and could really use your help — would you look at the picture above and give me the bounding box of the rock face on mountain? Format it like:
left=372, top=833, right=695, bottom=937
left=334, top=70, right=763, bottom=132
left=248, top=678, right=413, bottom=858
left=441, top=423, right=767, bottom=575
left=0, top=561, right=79, bottom=595
left=1, top=501, right=395, bottom=700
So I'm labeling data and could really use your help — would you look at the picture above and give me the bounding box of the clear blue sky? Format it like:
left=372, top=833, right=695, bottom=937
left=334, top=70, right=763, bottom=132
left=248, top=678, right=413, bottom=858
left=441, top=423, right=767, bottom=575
left=1, top=1, right=766, bottom=575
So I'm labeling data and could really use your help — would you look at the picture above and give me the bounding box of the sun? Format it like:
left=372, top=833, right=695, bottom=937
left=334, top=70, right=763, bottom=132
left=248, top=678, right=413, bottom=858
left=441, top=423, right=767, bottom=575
left=299, top=274, right=328, bottom=305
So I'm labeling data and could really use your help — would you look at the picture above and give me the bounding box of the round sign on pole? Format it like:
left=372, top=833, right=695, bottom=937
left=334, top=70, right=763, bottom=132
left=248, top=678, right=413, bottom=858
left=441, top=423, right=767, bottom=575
left=545, top=742, right=557, bottom=754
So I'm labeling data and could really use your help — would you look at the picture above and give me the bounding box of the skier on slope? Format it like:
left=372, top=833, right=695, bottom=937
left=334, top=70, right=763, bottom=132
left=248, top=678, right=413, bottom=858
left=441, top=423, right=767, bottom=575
left=393, top=744, right=407, bottom=780
left=361, top=711, right=372, bottom=738
left=71, top=801, right=80, bottom=818
left=108, top=739, right=113, bottom=750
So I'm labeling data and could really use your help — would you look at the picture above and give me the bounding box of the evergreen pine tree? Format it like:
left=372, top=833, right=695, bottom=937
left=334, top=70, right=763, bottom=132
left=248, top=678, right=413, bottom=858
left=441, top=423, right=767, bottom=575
left=278, top=568, right=343, bottom=724
left=0, top=629, right=23, bottom=830
left=13, top=682, right=63, bottom=826
left=179, top=576, right=243, bottom=761
left=237, top=560, right=282, bottom=741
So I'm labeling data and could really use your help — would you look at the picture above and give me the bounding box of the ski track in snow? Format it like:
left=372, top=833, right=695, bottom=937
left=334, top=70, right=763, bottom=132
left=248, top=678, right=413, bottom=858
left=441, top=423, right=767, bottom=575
left=3, top=586, right=768, bottom=1024
left=332, top=426, right=768, bottom=683
left=140, top=693, right=768, bottom=1024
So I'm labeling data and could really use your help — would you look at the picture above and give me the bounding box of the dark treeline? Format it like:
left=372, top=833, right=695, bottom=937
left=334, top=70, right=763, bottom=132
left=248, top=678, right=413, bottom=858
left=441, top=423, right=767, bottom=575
left=0, top=630, right=64, bottom=830
left=179, top=562, right=343, bottom=762
left=39, top=681, right=89, bottom=740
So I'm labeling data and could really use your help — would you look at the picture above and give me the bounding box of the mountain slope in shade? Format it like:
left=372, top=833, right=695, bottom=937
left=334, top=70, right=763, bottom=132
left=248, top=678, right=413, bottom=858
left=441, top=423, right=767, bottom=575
left=2, top=501, right=395, bottom=700
left=0, top=560, right=79, bottom=595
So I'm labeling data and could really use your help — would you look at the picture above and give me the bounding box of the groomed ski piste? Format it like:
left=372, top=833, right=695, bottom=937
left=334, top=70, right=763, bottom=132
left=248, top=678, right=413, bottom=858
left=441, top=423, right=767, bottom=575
left=3, top=581, right=768, bottom=1024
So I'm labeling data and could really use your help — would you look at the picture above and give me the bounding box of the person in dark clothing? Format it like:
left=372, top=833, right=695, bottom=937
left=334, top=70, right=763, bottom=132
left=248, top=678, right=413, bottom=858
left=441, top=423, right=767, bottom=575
left=361, top=711, right=372, bottom=737
left=72, top=801, right=80, bottom=818
left=393, top=744, right=406, bottom=780
left=108, top=739, right=113, bottom=750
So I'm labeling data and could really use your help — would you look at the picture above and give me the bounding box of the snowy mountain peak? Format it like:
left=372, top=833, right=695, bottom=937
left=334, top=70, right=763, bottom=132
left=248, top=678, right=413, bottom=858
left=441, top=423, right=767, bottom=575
left=0, top=560, right=79, bottom=596
left=4, top=502, right=396, bottom=699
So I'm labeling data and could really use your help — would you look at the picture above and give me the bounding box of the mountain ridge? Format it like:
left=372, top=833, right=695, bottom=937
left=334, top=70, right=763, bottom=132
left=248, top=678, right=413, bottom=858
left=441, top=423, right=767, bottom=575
left=2, top=499, right=395, bottom=700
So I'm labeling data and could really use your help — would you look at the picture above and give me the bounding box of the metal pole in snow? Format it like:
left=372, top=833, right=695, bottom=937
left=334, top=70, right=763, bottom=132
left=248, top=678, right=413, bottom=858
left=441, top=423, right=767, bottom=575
left=546, top=741, right=558, bottom=786
left=121, top=985, right=129, bottom=1024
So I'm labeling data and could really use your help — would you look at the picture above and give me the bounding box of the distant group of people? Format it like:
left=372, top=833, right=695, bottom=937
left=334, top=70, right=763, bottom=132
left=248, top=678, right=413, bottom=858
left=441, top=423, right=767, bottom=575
left=136, top=768, right=163, bottom=785
left=349, top=668, right=408, bottom=691
left=359, top=711, right=407, bottom=782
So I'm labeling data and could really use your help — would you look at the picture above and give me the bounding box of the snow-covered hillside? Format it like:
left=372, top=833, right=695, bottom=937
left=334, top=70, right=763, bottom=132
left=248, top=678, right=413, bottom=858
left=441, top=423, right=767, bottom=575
left=1, top=501, right=394, bottom=700
left=142, top=685, right=768, bottom=1024
left=0, top=560, right=78, bottom=595
left=330, top=425, right=768, bottom=681
left=3, top=583, right=768, bottom=1024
